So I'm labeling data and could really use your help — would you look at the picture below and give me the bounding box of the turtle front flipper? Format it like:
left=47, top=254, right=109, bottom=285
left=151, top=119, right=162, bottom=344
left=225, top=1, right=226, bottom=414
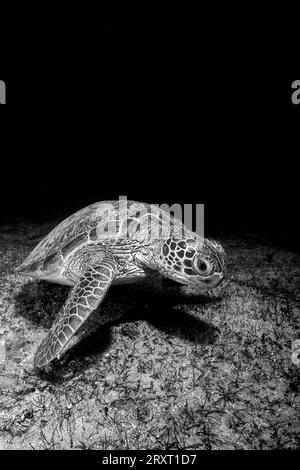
left=34, top=256, right=118, bottom=369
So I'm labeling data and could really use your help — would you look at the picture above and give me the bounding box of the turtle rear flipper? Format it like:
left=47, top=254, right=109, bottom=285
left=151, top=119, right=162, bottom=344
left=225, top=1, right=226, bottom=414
left=34, top=256, right=117, bottom=369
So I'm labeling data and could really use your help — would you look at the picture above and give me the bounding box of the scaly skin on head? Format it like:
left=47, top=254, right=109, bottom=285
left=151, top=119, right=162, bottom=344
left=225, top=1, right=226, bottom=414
left=142, top=234, right=226, bottom=289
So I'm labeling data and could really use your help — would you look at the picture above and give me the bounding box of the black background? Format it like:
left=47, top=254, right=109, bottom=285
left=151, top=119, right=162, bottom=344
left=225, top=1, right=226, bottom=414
left=0, top=23, right=299, bottom=242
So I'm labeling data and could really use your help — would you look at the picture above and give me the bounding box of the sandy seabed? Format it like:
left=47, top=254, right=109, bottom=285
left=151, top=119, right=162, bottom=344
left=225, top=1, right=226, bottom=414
left=0, top=220, right=299, bottom=449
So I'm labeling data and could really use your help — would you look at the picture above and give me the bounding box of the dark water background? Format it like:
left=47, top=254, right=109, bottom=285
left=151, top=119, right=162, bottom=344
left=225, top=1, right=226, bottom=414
left=0, top=24, right=298, bottom=250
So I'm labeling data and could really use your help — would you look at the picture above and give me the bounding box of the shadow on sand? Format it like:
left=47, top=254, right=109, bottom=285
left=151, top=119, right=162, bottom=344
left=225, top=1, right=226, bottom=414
left=14, top=279, right=222, bottom=380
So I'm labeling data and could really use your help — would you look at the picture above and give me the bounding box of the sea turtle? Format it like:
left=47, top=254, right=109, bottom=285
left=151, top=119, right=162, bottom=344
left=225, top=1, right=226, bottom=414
left=16, top=200, right=226, bottom=368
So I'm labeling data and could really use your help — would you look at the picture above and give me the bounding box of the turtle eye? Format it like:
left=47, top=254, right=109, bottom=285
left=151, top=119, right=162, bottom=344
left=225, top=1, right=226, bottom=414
left=194, top=257, right=212, bottom=275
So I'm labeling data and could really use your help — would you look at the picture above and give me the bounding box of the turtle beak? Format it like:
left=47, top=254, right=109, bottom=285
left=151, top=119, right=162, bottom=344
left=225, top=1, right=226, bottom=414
left=201, top=272, right=224, bottom=289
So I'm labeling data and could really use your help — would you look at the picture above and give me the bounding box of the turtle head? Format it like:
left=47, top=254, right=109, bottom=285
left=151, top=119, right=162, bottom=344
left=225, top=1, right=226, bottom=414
left=154, top=235, right=226, bottom=289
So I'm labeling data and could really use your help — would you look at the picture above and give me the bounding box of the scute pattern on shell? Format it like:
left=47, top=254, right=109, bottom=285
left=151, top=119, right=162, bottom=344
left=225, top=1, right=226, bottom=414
left=18, top=201, right=194, bottom=272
